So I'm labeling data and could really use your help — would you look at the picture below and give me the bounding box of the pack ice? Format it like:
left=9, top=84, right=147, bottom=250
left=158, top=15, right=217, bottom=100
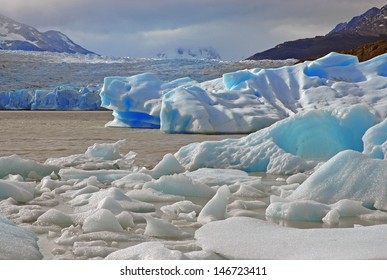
left=101, top=52, right=387, bottom=133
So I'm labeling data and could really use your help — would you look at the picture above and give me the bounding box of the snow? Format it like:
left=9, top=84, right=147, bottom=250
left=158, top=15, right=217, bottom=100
left=101, top=52, right=387, bottom=134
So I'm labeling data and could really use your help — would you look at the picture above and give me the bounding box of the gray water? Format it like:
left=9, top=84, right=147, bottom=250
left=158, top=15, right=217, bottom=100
left=0, top=110, right=244, bottom=168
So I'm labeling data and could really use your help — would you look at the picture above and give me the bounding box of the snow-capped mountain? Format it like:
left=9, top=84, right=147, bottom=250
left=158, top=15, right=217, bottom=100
left=156, top=47, right=221, bottom=60
left=0, top=14, right=94, bottom=54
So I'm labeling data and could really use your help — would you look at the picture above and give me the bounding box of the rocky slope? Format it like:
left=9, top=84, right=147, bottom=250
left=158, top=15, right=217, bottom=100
left=247, top=5, right=387, bottom=60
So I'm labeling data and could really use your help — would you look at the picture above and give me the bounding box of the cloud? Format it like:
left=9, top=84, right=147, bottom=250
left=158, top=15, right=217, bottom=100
left=0, top=0, right=386, bottom=59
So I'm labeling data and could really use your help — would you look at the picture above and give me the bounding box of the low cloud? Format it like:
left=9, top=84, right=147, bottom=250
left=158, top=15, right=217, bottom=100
left=0, top=0, right=385, bottom=59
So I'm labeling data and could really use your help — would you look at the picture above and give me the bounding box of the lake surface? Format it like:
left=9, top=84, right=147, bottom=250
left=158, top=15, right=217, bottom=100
left=0, top=110, right=244, bottom=168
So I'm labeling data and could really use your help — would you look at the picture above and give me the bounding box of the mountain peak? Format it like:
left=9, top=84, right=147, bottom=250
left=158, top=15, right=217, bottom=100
left=0, top=13, right=95, bottom=54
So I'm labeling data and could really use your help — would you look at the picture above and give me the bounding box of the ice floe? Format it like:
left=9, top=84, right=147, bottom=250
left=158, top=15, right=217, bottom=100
left=195, top=217, right=387, bottom=259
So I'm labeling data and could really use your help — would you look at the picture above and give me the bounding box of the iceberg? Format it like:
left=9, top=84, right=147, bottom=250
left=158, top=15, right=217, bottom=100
left=175, top=105, right=379, bottom=174
left=101, top=52, right=387, bottom=133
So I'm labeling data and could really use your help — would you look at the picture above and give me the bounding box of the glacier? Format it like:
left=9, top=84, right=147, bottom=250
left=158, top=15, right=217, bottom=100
left=101, top=52, right=387, bottom=133
left=0, top=85, right=102, bottom=110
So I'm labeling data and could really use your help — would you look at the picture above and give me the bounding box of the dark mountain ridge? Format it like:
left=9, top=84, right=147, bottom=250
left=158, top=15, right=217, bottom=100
left=247, top=5, right=387, bottom=60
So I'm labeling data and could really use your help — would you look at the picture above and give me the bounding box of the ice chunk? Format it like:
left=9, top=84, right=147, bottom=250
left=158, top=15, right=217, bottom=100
left=265, top=200, right=331, bottom=222
left=105, top=241, right=186, bottom=260
left=160, top=201, right=202, bottom=220
left=143, top=174, right=215, bottom=197
left=45, top=140, right=136, bottom=170
left=0, top=216, right=42, bottom=259
left=143, top=153, right=185, bottom=179
left=363, top=118, right=387, bottom=159
left=0, top=154, right=59, bottom=179
left=126, top=189, right=184, bottom=203
left=0, top=180, right=35, bottom=203
left=112, top=173, right=153, bottom=189
left=97, top=197, right=124, bottom=214
left=69, top=188, right=155, bottom=213
left=36, top=209, right=73, bottom=227
left=322, top=209, right=340, bottom=225
left=83, top=209, right=123, bottom=233
left=195, top=217, right=387, bottom=259
left=185, top=168, right=250, bottom=186
left=144, top=216, right=186, bottom=238
left=59, top=168, right=130, bottom=183
left=287, top=150, right=387, bottom=210
left=286, top=173, right=308, bottom=184
left=197, top=186, right=230, bottom=225
left=116, top=212, right=135, bottom=229
left=85, top=139, right=127, bottom=160
left=176, top=105, right=378, bottom=174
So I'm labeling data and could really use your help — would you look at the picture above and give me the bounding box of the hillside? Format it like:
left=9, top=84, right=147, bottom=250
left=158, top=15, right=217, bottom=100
left=247, top=5, right=387, bottom=60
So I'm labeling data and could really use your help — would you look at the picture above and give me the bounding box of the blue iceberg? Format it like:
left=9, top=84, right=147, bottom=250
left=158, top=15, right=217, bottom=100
left=101, top=52, right=387, bottom=134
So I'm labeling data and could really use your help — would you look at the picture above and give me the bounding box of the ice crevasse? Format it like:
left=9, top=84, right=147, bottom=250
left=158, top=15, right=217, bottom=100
left=100, top=52, right=387, bottom=134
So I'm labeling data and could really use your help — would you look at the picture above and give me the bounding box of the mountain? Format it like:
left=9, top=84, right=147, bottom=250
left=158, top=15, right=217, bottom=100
left=156, top=47, right=221, bottom=60
left=247, top=5, right=387, bottom=60
left=0, top=14, right=94, bottom=54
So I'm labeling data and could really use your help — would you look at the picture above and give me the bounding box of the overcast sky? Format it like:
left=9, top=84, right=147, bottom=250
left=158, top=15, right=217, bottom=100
left=0, top=0, right=385, bottom=59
